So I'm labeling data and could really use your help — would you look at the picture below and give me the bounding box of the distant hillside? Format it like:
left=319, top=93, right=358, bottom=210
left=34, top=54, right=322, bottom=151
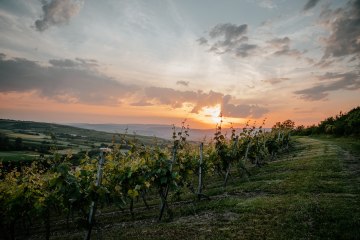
left=0, top=119, right=169, bottom=146
left=0, top=119, right=267, bottom=142
left=69, top=123, right=241, bottom=141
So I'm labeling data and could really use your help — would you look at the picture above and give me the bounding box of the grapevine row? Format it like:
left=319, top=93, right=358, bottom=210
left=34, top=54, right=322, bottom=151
left=0, top=120, right=294, bottom=239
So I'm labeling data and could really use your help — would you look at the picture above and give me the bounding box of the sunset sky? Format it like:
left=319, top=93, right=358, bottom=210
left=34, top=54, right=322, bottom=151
left=0, top=0, right=359, bottom=129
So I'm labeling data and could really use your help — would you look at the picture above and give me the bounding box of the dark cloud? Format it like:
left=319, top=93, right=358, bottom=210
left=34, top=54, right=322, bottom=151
left=197, top=37, right=208, bottom=45
left=199, top=24, right=305, bottom=60
left=199, top=24, right=304, bottom=59
left=274, top=48, right=302, bottom=58
left=198, top=23, right=255, bottom=58
left=176, top=80, right=189, bottom=86
left=321, top=0, right=360, bottom=59
left=131, top=100, right=153, bottom=107
left=144, top=87, right=205, bottom=109
left=49, top=58, right=80, bottom=68
left=303, top=0, right=321, bottom=11
left=313, top=59, right=335, bottom=68
left=0, top=54, right=137, bottom=104
left=268, top=37, right=290, bottom=48
left=317, top=72, right=343, bottom=80
left=75, top=58, right=99, bottom=67
left=349, top=56, right=358, bottom=62
left=262, top=77, right=290, bottom=84
left=35, top=0, right=84, bottom=32
left=267, top=37, right=302, bottom=58
left=144, top=87, right=268, bottom=118
left=49, top=58, right=99, bottom=68
left=294, top=71, right=360, bottom=100
left=235, top=44, right=258, bottom=57
left=209, top=23, right=247, bottom=41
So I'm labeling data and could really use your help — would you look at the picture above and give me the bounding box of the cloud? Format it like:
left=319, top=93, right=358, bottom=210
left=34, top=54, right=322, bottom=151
left=143, top=87, right=268, bottom=118
left=267, top=37, right=302, bottom=58
left=255, top=0, right=277, bottom=9
left=235, top=44, right=258, bottom=57
left=144, top=87, right=207, bottom=109
left=294, top=71, right=360, bottom=100
left=267, top=37, right=290, bottom=48
left=198, top=23, right=257, bottom=57
left=0, top=53, right=268, bottom=119
left=197, top=37, right=208, bottom=45
left=222, top=95, right=269, bottom=118
left=176, top=80, right=189, bottom=86
left=49, top=58, right=99, bottom=68
left=190, top=91, right=224, bottom=113
left=303, top=0, right=321, bottom=11
left=209, top=23, right=247, bottom=41
left=0, top=54, right=137, bottom=104
left=320, top=0, right=360, bottom=59
left=131, top=100, right=153, bottom=106
left=313, top=59, right=335, bottom=68
left=35, top=0, right=84, bottom=31
left=199, top=25, right=302, bottom=60
left=75, top=58, right=99, bottom=67
left=0, top=53, right=6, bottom=60
left=262, top=77, right=290, bottom=84
left=274, top=48, right=302, bottom=58
left=49, top=58, right=80, bottom=68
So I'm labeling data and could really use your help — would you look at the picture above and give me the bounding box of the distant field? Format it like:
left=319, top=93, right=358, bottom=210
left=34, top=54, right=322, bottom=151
left=0, top=151, right=40, bottom=161
left=7, top=132, right=48, bottom=140
left=0, top=119, right=170, bottom=163
left=0, top=129, right=49, bottom=141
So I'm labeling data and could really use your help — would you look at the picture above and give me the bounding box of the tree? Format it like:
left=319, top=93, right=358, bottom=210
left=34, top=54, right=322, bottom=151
left=15, top=137, right=23, bottom=150
left=272, top=119, right=295, bottom=131
left=0, top=133, right=10, bottom=150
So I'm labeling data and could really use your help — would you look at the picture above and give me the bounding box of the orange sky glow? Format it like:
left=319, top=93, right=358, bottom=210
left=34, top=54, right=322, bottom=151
left=1, top=91, right=357, bottom=129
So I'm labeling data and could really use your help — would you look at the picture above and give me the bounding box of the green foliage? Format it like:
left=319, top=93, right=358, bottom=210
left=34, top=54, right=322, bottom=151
left=294, top=106, right=360, bottom=136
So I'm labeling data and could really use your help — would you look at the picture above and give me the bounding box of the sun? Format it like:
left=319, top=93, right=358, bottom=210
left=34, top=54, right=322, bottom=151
left=199, top=104, right=222, bottom=124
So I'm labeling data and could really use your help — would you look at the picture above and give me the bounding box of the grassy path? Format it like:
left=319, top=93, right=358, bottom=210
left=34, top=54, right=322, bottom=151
left=41, top=137, right=360, bottom=239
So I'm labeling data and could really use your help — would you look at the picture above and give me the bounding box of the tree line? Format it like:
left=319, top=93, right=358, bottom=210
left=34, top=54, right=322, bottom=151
left=293, top=106, right=360, bottom=137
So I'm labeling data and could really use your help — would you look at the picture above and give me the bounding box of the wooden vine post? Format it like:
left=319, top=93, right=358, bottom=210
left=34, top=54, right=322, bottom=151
left=224, top=137, right=238, bottom=188
left=197, top=142, right=203, bottom=198
left=244, top=141, right=251, bottom=162
left=85, top=147, right=111, bottom=240
left=158, top=144, right=177, bottom=221
left=197, top=143, right=210, bottom=200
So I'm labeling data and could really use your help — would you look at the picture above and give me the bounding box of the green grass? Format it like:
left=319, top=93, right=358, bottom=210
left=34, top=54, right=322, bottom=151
left=305, top=135, right=360, bottom=155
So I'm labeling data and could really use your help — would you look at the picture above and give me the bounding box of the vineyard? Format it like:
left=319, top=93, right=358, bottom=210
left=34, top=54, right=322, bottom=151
left=1, top=119, right=359, bottom=239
